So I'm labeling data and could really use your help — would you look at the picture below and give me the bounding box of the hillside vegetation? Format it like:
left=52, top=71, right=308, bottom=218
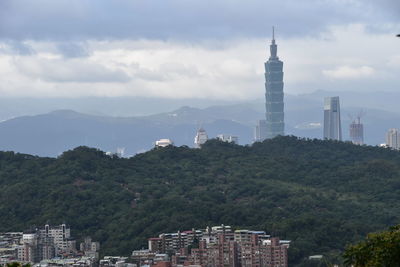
left=1, top=136, right=400, bottom=265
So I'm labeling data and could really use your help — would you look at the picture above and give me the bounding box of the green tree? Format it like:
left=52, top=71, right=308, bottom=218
left=344, top=225, right=400, bottom=266
left=5, top=263, right=31, bottom=267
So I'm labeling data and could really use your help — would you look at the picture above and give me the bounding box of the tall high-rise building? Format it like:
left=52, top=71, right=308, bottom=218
left=254, top=120, right=267, bottom=142
left=264, top=27, right=284, bottom=139
left=194, top=128, right=208, bottom=148
left=386, top=128, right=400, bottom=149
left=323, top=96, right=342, bottom=141
left=349, top=117, right=364, bottom=145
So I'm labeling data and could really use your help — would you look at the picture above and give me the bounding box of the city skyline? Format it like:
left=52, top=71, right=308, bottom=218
left=1, top=1, right=400, bottom=266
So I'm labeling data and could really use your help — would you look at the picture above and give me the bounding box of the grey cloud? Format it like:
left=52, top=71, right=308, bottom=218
left=56, top=42, right=91, bottom=58
left=159, top=63, right=200, bottom=78
left=372, top=0, right=400, bottom=16
left=0, top=40, right=36, bottom=55
left=15, top=58, right=131, bottom=83
left=0, top=0, right=397, bottom=42
left=129, top=62, right=199, bottom=82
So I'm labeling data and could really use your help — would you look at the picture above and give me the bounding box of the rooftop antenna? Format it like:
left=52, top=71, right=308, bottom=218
left=272, top=26, right=275, bottom=40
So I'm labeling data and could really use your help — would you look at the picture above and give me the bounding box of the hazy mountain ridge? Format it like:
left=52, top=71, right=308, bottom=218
left=0, top=109, right=252, bottom=156
left=0, top=91, right=400, bottom=156
left=0, top=90, right=399, bottom=119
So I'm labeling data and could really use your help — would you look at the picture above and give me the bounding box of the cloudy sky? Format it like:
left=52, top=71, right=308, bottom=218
left=0, top=0, right=399, bottom=100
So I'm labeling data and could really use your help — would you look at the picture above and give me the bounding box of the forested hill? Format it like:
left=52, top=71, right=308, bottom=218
left=1, top=136, right=400, bottom=265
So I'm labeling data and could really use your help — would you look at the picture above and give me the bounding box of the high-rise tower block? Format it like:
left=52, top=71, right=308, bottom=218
left=323, top=96, right=342, bottom=141
left=349, top=116, right=364, bottom=145
left=264, top=27, right=285, bottom=139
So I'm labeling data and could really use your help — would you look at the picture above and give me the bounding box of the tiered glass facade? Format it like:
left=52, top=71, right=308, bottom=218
left=264, top=29, right=284, bottom=138
left=323, top=96, right=342, bottom=141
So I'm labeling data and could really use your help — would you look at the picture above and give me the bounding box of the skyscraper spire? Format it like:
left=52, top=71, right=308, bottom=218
left=272, top=26, right=275, bottom=41
left=270, top=27, right=277, bottom=59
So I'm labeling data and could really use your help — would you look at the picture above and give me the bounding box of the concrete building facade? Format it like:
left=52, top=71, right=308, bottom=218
left=194, top=128, right=208, bottom=148
left=142, top=225, right=289, bottom=267
left=386, top=128, right=400, bottom=149
left=349, top=117, right=364, bottom=145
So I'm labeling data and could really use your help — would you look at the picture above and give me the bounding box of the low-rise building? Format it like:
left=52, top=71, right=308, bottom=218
left=36, top=256, right=96, bottom=267
left=100, top=256, right=136, bottom=267
left=79, top=237, right=100, bottom=260
left=217, top=135, right=239, bottom=144
left=155, top=139, right=174, bottom=148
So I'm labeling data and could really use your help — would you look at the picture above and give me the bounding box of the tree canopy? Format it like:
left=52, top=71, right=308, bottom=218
left=344, top=225, right=400, bottom=266
left=1, top=136, right=400, bottom=266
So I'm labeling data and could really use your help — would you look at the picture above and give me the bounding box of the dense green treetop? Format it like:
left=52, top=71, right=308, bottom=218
left=344, top=225, right=400, bottom=267
left=1, top=136, right=400, bottom=266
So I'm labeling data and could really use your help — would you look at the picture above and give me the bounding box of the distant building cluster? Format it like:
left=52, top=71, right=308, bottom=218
left=99, top=256, right=136, bottom=267
left=156, top=128, right=238, bottom=149
left=194, top=129, right=238, bottom=147
left=131, top=224, right=289, bottom=267
left=106, top=148, right=126, bottom=158
left=193, top=128, right=238, bottom=148
left=216, top=134, right=238, bottom=144
left=0, top=224, right=99, bottom=267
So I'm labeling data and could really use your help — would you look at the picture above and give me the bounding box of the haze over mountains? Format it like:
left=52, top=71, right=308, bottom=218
left=1, top=90, right=400, bottom=157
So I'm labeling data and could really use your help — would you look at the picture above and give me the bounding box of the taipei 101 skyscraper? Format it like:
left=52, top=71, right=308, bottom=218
left=264, top=27, right=284, bottom=138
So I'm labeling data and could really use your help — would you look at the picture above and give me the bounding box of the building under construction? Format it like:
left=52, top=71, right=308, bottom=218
left=349, top=116, right=364, bottom=145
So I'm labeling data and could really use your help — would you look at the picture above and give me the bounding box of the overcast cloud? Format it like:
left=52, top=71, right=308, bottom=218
left=0, top=0, right=399, bottom=99
left=1, top=0, right=398, bottom=41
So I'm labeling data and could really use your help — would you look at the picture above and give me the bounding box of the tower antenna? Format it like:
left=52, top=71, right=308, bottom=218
left=272, top=26, right=275, bottom=40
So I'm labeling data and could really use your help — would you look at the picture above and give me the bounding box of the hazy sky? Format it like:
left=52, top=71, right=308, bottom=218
left=0, top=0, right=399, bottom=100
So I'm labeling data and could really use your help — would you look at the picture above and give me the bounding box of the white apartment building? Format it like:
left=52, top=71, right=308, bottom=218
left=217, top=134, right=239, bottom=144
left=39, top=224, right=74, bottom=254
left=386, top=128, right=400, bottom=149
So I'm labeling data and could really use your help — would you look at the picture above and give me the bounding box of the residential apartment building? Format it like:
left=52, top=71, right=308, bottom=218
left=142, top=225, right=289, bottom=267
left=386, top=128, right=400, bottom=149
left=0, top=224, right=99, bottom=264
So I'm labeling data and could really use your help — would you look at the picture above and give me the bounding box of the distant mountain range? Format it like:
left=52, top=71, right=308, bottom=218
left=0, top=90, right=399, bottom=156
left=0, top=93, right=400, bottom=156
left=0, top=90, right=400, bottom=119
left=0, top=109, right=251, bottom=156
